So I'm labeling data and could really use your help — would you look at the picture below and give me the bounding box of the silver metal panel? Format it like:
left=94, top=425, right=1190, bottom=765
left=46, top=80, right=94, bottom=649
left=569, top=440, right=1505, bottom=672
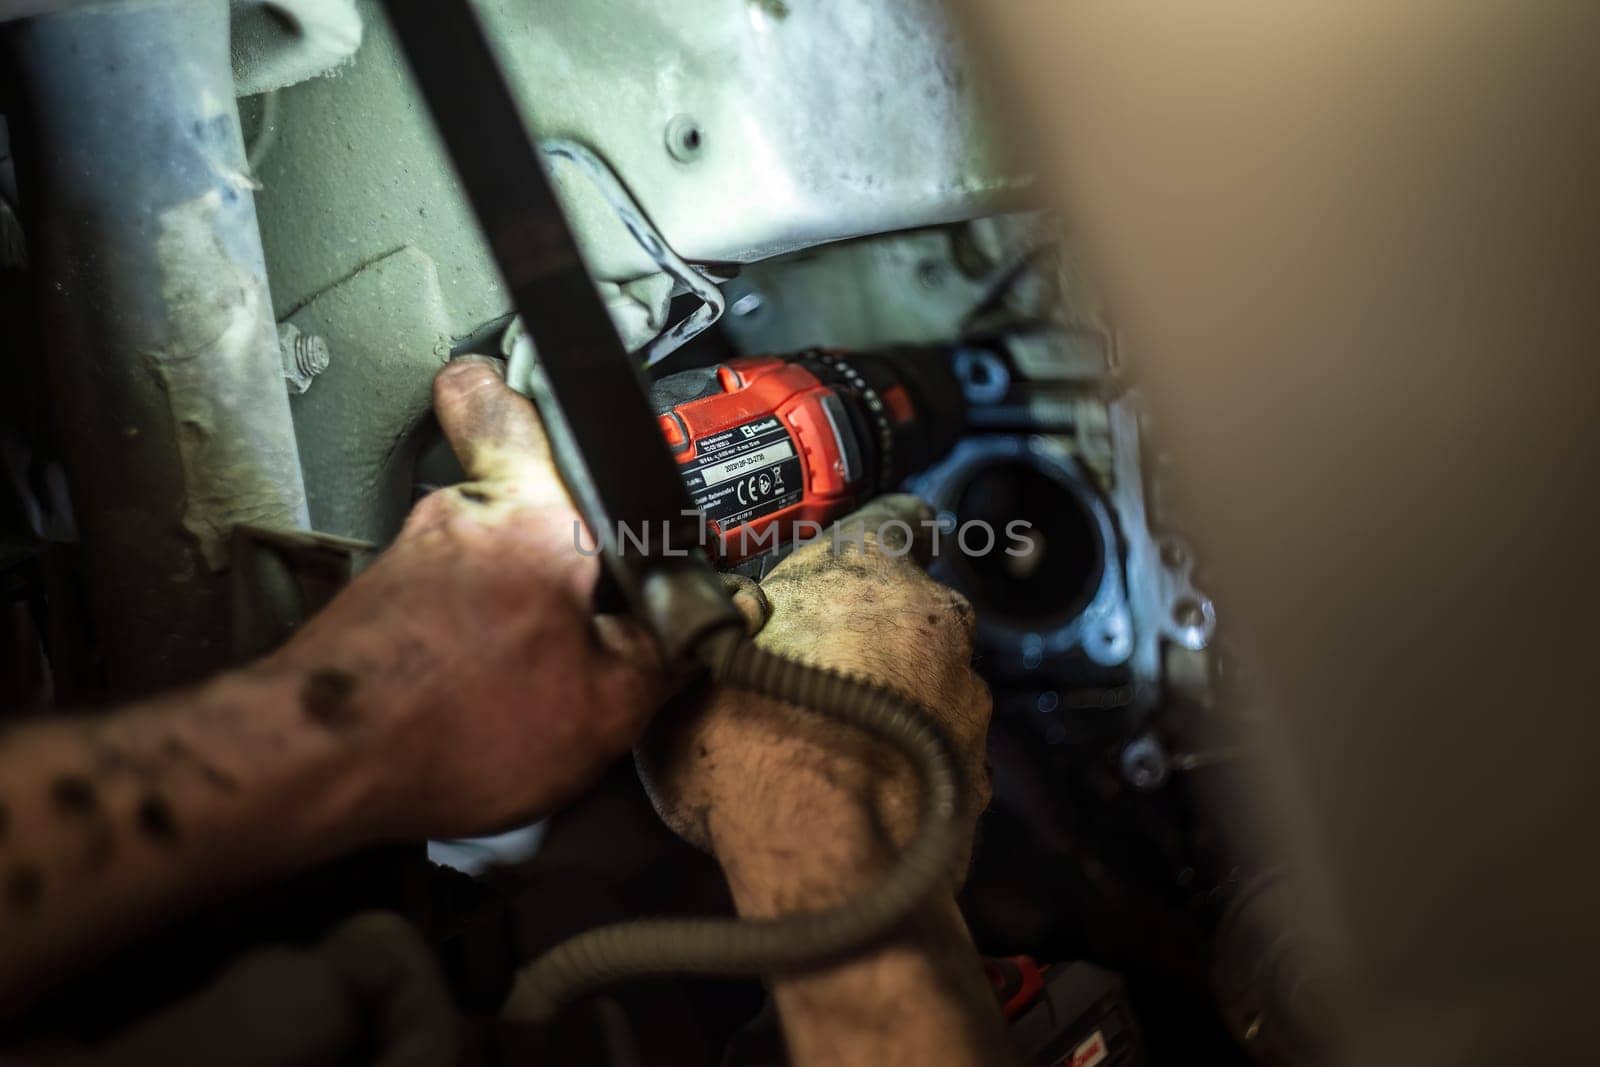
left=251, top=0, right=1024, bottom=340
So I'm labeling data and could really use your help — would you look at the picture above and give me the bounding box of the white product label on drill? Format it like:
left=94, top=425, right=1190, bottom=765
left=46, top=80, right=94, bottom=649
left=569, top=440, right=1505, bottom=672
left=682, top=415, right=804, bottom=531
left=1063, top=1030, right=1108, bottom=1067
left=701, top=441, right=795, bottom=486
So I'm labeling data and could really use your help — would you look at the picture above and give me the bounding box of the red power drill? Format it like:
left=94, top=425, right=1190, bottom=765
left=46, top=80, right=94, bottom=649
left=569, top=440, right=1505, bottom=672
left=649, top=347, right=967, bottom=566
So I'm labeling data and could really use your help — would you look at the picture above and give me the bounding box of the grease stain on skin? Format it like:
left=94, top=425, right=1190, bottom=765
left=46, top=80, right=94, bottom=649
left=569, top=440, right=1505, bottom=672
left=136, top=793, right=181, bottom=845
left=300, top=668, right=362, bottom=732
left=47, top=777, right=117, bottom=871
left=5, top=865, right=42, bottom=914
left=767, top=556, right=876, bottom=588
left=50, top=776, right=99, bottom=817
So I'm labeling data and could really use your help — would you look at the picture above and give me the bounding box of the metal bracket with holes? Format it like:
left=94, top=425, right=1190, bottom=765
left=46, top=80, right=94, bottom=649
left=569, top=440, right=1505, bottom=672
left=1109, top=394, right=1217, bottom=694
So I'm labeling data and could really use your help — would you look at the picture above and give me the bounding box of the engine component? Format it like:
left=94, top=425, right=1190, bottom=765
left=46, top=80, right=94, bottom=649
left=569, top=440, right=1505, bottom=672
left=1108, top=395, right=1216, bottom=689
left=910, top=435, right=1132, bottom=673
left=5, top=0, right=310, bottom=693
left=721, top=220, right=1215, bottom=704
left=650, top=347, right=965, bottom=565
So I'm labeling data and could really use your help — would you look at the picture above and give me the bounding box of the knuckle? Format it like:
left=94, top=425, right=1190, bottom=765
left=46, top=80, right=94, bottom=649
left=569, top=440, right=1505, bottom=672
left=403, top=487, right=456, bottom=531
left=944, top=588, right=979, bottom=644
left=914, top=582, right=976, bottom=656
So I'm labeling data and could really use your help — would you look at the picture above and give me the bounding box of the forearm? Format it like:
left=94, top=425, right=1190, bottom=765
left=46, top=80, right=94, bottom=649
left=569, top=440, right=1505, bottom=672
left=709, top=770, right=1008, bottom=1067
left=749, top=895, right=1005, bottom=1067
left=0, top=359, right=664, bottom=1019
left=0, top=662, right=390, bottom=1014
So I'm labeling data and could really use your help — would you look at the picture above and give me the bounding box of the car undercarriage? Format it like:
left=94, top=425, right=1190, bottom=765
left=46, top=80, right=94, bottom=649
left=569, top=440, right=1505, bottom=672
left=0, top=2, right=1337, bottom=1063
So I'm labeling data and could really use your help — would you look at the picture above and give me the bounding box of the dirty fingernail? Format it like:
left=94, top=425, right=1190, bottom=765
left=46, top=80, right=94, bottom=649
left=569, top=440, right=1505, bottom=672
left=448, top=353, right=506, bottom=378
left=720, top=573, right=770, bottom=635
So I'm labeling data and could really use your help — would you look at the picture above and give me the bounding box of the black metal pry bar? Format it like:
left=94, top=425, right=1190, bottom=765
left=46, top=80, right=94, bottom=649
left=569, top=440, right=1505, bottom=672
left=380, top=0, right=736, bottom=653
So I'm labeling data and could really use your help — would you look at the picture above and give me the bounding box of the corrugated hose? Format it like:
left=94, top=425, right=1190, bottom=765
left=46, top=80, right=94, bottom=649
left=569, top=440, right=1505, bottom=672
left=501, top=631, right=963, bottom=1024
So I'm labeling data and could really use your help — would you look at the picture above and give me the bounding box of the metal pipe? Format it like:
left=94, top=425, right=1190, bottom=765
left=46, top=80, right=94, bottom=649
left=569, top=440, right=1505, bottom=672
left=6, top=0, right=310, bottom=695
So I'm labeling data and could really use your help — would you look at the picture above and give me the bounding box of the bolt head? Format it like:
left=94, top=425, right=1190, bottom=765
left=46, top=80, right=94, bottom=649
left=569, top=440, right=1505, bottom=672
left=665, top=115, right=706, bottom=162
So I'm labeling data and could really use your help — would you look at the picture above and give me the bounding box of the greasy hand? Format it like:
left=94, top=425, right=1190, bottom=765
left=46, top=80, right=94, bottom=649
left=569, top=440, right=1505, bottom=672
left=639, top=496, right=993, bottom=906
left=268, top=358, right=662, bottom=841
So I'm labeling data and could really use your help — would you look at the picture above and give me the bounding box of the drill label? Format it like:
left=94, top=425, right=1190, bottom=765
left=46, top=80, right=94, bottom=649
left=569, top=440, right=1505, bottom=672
left=683, top=416, right=804, bottom=530
left=1065, top=1030, right=1108, bottom=1067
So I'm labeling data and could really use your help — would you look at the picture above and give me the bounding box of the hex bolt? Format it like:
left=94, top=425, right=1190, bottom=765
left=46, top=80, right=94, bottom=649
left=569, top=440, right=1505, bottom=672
left=293, top=332, right=330, bottom=378
left=277, top=322, right=331, bottom=395
left=1120, top=735, right=1170, bottom=792
left=1172, top=597, right=1207, bottom=630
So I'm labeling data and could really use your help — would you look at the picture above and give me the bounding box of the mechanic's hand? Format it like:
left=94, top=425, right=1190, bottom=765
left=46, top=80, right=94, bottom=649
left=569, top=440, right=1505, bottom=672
left=638, top=495, right=993, bottom=910
left=269, top=357, right=664, bottom=841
